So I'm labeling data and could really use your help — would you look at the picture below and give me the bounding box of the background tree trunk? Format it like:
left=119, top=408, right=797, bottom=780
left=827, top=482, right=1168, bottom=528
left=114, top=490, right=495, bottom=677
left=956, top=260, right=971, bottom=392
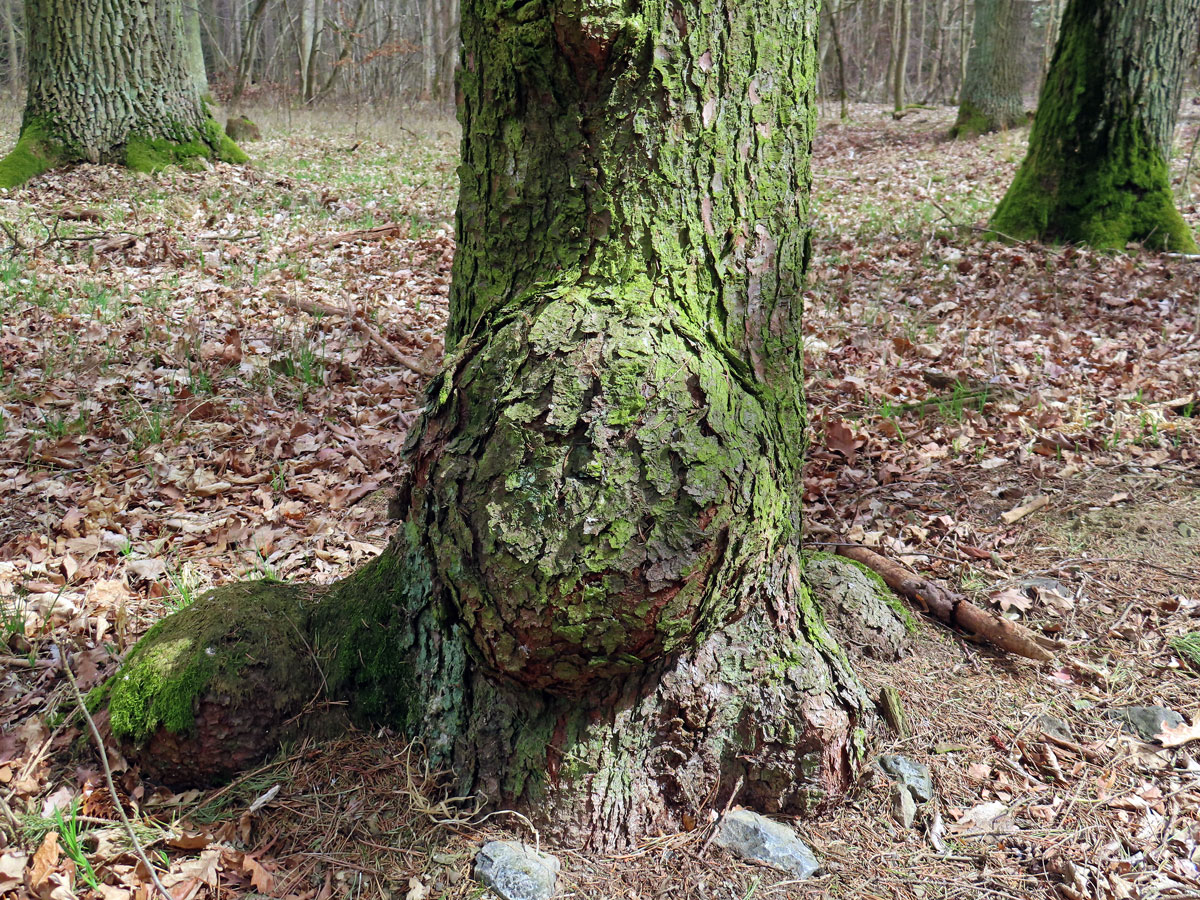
left=185, top=2, right=210, bottom=99
left=952, top=0, right=1029, bottom=136
left=3, top=0, right=20, bottom=95
left=990, top=0, right=1200, bottom=251
left=1041, top=0, right=1063, bottom=82
left=828, top=0, right=851, bottom=119
left=0, top=0, right=245, bottom=188
left=230, top=0, right=271, bottom=114
left=99, top=0, right=886, bottom=851
left=893, top=0, right=911, bottom=112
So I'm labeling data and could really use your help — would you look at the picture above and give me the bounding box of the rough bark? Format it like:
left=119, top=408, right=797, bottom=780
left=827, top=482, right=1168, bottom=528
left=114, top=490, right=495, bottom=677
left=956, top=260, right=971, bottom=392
left=952, top=0, right=1029, bottom=136
left=990, top=0, right=1200, bottom=251
left=96, top=0, right=886, bottom=851
left=0, top=0, right=245, bottom=189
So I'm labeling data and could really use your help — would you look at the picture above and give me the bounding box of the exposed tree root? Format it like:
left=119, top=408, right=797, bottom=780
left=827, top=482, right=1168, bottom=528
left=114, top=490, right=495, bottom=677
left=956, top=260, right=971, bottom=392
left=834, top=542, right=1055, bottom=662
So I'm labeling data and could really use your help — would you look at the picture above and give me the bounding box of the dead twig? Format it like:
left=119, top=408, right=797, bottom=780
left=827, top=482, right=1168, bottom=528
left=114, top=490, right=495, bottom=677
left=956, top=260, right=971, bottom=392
left=53, top=638, right=174, bottom=900
left=284, top=295, right=436, bottom=378
left=298, top=221, right=409, bottom=251
left=834, top=542, right=1054, bottom=662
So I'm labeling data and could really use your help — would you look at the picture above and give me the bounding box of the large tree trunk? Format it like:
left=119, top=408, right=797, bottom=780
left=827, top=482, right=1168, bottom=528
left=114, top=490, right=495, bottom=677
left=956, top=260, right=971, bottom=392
left=952, top=0, right=1029, bottom=136
left=990, top=0, right=1200, bottom=251
left=0, top=0, right=245, bottom=189
left=96, top=0, right=886, bottom=851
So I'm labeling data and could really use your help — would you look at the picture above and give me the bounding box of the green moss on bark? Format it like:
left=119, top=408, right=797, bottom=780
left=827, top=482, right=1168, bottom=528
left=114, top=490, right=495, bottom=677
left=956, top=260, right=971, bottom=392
left=0, top=121, right=63, bottom=189
left=950, top=102, right=995, bottom=139
left=103, top=582, right=317, bottom=744
left=308, top=527, right=461, bottom=732
left=125, top=119, right=248, bottom=174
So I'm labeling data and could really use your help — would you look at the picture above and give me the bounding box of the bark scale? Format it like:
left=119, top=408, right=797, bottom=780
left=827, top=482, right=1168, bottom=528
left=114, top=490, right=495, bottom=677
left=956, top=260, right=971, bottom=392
left=990, top=0, right=1200, bottom=251
left=952, top=0, right=1029, bottom=136
left=95, top=0, right=885, bottom=850
left=0, top=0, right=245, bottom=189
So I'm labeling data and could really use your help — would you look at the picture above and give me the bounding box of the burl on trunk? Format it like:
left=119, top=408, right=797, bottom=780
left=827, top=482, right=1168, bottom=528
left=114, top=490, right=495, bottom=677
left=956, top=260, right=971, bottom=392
left=93, top=0, right=887, bottom=849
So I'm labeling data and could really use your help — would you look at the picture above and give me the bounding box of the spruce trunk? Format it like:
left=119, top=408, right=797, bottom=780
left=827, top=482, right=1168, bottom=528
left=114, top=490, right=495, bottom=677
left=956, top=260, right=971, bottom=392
left=95, top=0, right=887, bottom=850
left=952, top=0, right=1028, bottom=136
left=990, top=0, right=1200, bottom=251
left=0, top=0, right=245, bottom=188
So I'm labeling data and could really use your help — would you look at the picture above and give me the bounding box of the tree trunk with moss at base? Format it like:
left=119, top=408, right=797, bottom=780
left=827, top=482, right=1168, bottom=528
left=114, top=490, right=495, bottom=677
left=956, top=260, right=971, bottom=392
left=93, top=0, right=898, bottom=850
left=951, top=0, right=1029, bottom=137
left=0, top=0, right=245, bottom=189
left=990, top=0, right=1200, bottom=251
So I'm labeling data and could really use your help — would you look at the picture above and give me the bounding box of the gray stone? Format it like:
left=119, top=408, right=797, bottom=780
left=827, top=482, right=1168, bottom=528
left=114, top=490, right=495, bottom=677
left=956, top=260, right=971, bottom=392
left=473, top=841, right=559, bottom=900
left=877, top=755, right=934, bottom=804
left=714, top=809, right=820, bottom=879
left=1037, top=714, right=1074, bottom=743
left=891, top=783, right=917, bottom=829
left=1108, top=706, right=1185, bottom=743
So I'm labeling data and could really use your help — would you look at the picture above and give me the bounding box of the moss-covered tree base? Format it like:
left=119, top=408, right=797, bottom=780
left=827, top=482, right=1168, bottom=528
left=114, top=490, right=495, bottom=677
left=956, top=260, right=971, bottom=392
left=0, top=122, right=63, bottom=189
left=225, top=116, right=262, bottom=143
left=0, top=117, right=247, bottom=189
left=125, top=119, right=248, bottom=174
left=96, top=533, right=904, bottom=849
left=991, top=121, right=1197, bottom=252
left=988, top=0, right=1200, bottom=253
left=949, top=101, right=1025, bottom=139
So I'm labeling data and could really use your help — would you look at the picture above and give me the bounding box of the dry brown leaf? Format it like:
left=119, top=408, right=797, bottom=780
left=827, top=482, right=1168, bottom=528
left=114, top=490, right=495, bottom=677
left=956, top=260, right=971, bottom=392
left=27, top=832, right=60, bottom=895
left=1157, top=718, right=1200, bottom=748
left=242, top=854, right=274, bottom=892
left=0, top=852, right=26, bottom=893
left=992, top=587, right=1032, bottom=614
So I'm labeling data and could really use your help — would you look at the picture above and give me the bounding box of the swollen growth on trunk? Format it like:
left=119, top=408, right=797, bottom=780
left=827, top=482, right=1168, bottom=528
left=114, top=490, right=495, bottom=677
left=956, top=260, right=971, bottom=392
left=93, top=0, right=891, bottom=849
left=990, top=0, right=1200, bottom=251
left=952, top=0, right=1028, bottom=137
left=0, top=0, right=245, bottom=189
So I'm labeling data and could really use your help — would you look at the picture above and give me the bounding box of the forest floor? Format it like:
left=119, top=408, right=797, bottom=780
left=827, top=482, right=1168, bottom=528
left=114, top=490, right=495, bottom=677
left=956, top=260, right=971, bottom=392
left=0, top=100, right=1198, bottom=900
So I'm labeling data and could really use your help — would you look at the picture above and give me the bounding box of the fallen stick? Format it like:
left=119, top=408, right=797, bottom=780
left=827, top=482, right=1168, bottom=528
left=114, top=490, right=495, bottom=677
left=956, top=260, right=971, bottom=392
left=835, top=542, right=1053, bottom=662
left=284, top=295, right=436, bottom=378
left=1001, top=494, right=1049, bottom=524
left=301, top=221, right=408, bottom=250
